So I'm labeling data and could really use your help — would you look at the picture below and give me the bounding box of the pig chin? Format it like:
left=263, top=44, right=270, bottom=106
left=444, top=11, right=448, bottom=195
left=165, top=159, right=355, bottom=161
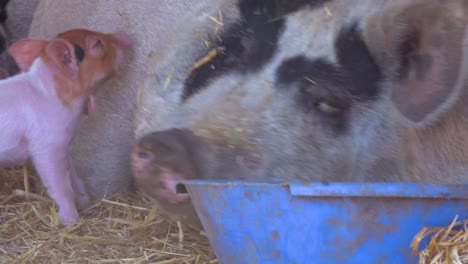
left=135, top=174, right=191, bottom=207
left=130, top=148, right=192, bottom=206
left=131, top=151, right=201, bottom=227
left=130, top=128, right=273, bottom=229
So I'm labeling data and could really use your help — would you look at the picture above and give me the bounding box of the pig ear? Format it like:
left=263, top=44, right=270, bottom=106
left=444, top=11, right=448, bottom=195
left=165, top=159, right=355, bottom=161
left=364, top=1, right=468, bottom=125
left=45, top=39, right=79, bottom=78
left=8, top=38, right=48, bottom=72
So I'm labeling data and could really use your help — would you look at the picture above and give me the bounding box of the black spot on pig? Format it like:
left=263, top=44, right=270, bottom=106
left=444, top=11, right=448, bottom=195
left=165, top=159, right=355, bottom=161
left=181, top=24, right=247, bottom=101
left=0, top=0, right=18, bottom=79
left=0, top=0, right=9, bottom=24
left=275, top=23, right=382, bottom=133
left=0, top=36, right=5, bottom=53
left=0, top=0, right=9, bottom=53
left=276, top=56, right=352, bottom=133
left=334, top=22, right=381, bottom=101
left=182, top=0, right=331, bottom=101
left=240, top=0, right=330, bottom=18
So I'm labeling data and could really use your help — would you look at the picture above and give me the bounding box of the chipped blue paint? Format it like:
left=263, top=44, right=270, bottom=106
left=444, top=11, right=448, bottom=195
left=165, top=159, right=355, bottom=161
left=179, top=181, right=468, bottom=264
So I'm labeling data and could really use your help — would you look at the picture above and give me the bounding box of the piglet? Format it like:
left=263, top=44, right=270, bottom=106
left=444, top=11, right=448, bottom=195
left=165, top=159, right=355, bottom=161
left=0, top=28, right=132, bottom=225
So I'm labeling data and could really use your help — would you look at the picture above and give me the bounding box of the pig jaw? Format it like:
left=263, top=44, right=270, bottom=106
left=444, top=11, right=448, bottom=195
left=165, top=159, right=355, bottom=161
left=131, top=149, right=202, bottom=228
left=131, top=146, right=205, bottom=228
left=130, top=129, right=216, bottom=227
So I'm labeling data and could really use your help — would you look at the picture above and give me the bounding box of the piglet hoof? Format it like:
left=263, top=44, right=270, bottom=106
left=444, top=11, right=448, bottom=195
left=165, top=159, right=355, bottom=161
left=76, top=192, right=91, bottom=208
left=59, top=208, right=80, bottom=226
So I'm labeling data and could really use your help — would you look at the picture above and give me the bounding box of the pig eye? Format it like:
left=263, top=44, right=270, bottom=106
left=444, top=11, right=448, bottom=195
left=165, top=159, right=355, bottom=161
left=87, top=36, right=105, bottom=56
left=312, top=96, right=349, bottom=116
left=307, top=95, right=350, bottom=133
left=299, top=85, right=350, bottom=117
left=137, top=149, right=152, bottom=159
left=92, top=39, right=103, bottom=49
left=315, top=101, right=341, bottom=114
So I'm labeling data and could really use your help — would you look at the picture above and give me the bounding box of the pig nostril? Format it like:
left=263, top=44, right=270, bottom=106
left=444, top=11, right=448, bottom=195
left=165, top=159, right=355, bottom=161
left=176, top=183, right=188, bottom=194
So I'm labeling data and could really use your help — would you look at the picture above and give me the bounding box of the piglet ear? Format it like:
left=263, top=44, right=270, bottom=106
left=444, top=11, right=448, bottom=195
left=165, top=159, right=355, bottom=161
left=8, top=38, right=48, bottom=72
left=364, top=1, right=468, bottom=125
left=45, top=39, right=79, bottom=79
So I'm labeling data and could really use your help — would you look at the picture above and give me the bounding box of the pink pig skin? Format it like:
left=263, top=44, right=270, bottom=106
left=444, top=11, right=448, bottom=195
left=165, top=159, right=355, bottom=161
left=0, top=29, right=132, bottom=225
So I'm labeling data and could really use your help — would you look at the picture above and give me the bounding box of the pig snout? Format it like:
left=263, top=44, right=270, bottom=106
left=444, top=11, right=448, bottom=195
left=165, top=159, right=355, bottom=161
left=131, top=129, right=201, bottom=207
left=132, top=146, right=191, bottom=206
left=131, top=128, right=206, bottom=228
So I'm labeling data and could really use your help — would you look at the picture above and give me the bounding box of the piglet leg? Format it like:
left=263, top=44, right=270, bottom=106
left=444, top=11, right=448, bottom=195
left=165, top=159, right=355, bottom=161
left=31, top=145, right=80, bottom=225
left=67, top=155, right=90, bottom=208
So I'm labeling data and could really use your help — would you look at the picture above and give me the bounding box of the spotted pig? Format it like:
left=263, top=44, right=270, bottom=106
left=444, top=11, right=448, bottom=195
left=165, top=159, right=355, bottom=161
left=26, top=0, right=468, bottom=227
left=131, top=0, right=468, bottom=226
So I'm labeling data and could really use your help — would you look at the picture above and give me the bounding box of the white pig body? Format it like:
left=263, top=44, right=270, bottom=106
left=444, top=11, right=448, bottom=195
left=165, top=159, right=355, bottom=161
left=0, top=28, right=132, bottom=225
left=0, top=60, right=81, bottom=166
left=0, top=58, right=86, bottom=224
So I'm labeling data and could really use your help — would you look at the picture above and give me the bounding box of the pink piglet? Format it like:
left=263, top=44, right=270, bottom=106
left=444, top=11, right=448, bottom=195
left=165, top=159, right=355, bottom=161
left=0, top=29, right=132, bottom=225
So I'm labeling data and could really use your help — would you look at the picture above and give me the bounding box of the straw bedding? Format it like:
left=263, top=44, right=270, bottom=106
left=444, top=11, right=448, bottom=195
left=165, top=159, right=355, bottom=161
left=0, top=166, right=216, bottom=264
left=2, top=165, right=467, bottom=263
left=412, top=215, right=468, bottom=264
left=0, top=10, right=225, bottom=264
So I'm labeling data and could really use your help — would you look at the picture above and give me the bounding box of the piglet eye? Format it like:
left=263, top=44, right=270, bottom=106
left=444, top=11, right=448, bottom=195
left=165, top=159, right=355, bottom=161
left=87, top=36, right=105, bottom=56
left=92, top=39, right=103, bottom=49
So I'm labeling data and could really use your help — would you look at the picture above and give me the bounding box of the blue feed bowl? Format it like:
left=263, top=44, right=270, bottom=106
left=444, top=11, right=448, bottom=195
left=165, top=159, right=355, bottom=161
left=178, top=181, right=468, bottom=264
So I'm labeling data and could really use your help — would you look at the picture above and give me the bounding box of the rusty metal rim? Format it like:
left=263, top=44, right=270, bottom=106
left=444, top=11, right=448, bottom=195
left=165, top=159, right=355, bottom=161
left=178, top=180, right=468, bottom=199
